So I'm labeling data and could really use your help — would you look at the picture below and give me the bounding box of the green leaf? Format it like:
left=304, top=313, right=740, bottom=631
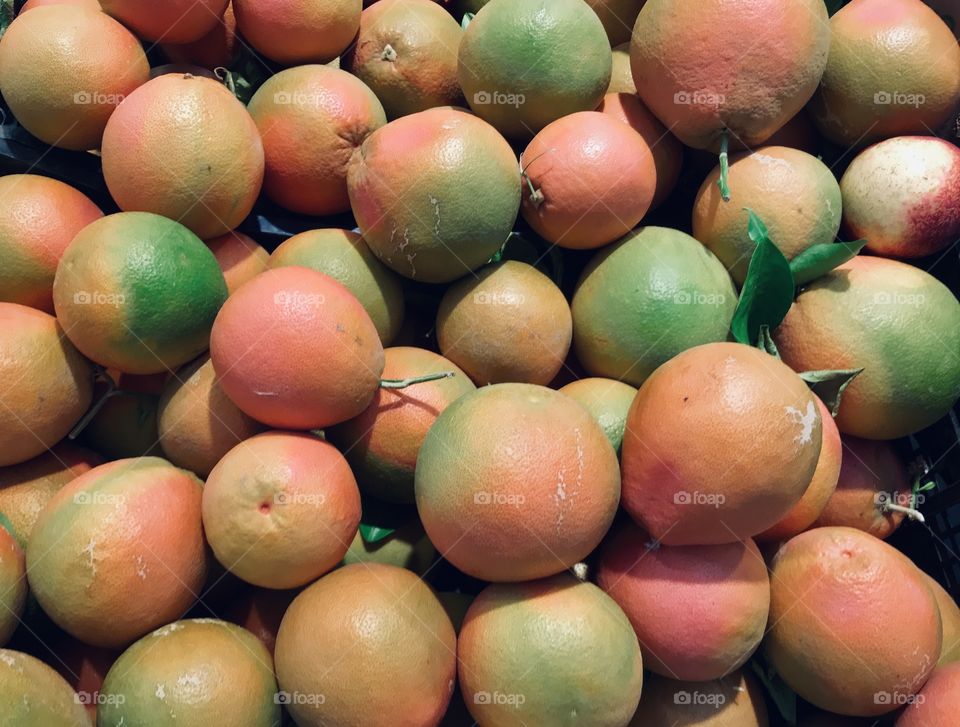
left=799, top=368, right=863, bottom=417
left=750, top=656, right=798, bottom=725
left=358, top=523, right=396, bottom=544
left=716, top=130, right=731, bottom=201
left=461, top=12, right=475, bottom=29
left=757, top=325, right=781, bottom=359
left=730, top=210, right=795, bottom=345
left=789, top=240, right=866, bottom=286
left=824, top=0, right=849, bottom=16
left=0, top=512, right=23, bottom=549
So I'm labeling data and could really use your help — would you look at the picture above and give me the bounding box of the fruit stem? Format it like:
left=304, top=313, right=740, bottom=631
left=380, top=371, right=456, bottom=389
left=717, top=130, right=731, bottom=202
left=880, top=501, right=926, bottom=524
left=68, top=373, right=121, bottom=440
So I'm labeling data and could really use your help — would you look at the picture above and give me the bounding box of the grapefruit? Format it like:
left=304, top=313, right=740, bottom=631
left=347, top=106, right=521, bottom=283
left=924, top=573, right=960, bottom=666
left=629, top=670, right=770, bottom=726
left=268, top=228, right=405, bottom=344
left=0, top=649, right=90, bottom=725
left=328, top=347, right=475, bottom=504
left=20, top=0, right=99, bottom=10
left=342, top=0, right=464, bottom=118
left=458, top=0, right=612, bottom=139
left=247, top=65, right=386, bottom=216
left=97, top=619, right=280, bottom=726
left=597, top=521, right=770, bottom=680
left=895, top=662, right=960, bottom=726
left=519, top=111, right=657, bottom=249
left=692, top=147, right=843, bottom=285
left=586, top=0, right=647, bottom=46
left=597, top=92, right=684, bottom=209
left=233, top=0, right=361, bottom=65
left=766, top=526, right=942, bottom=717
left=100, top=0, right=229, bottom=42
left=210, top=266, right=385, bottom=429
left=0, top=5, right=149, bottom=150
left=459, top=573, right=643, bottom=726
left=630, top=0, right=830, bottom=149
left=571, top=227, right=737, bottom=387
left=607, top=43, right=636, bottom=94
left=101, top=74, right=264, bottom=239
left=0, top=174, right=102, bottom=313
left=26, top=457, right=208, bottom=648
left=756, top=398, right=842, bottom=542
left=157, top=355, right=266, bottom=478
left=810, top=0, right=960, bottom=146
left=205, top=232, right=269, bottom=296
left=202, top=431, right=361, bottom=589
left=0, top=304, right=93, bottom=467
left=813, top=436, right=911, bottom=539
left=840, top=136, right=960, bottom=258
left=160, top=2, right=239, bottom=69
left=275, top=563, right=456, bottom=727
left=0, top=524, right=26, bottom=647
left=559, top=378, right=638, bottom=453
left=622, top=342, right=822, bottom=545
left=774, top=256, right=960, bottom=439
left=415, top=383, right=620, bottom=581
left=436, top=260, right=573, bottom=385
left=52, top=212, right=228, bottom=374
left=221, top=586, right=299, bottom=656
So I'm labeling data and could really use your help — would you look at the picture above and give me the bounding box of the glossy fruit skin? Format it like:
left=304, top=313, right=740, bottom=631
left=210, top=266, right=385, bottom=430
left=53, top=212, right=228, bottom=375
left=0, top=5, right=149, bottom=150
left=205, top=232, right=269, bottom=296
left=571, top=227, right=737, bottom=387
left=97, top=619, right=280, bottom=727
left=234, top=0, right=361, bottom=65
left=0, top=649, right=90, bottom=726
left=101, top=74, right=264, bottom=239
left=347, top=106, right=521, bottom=283
left=436, top=261, right=572, bottom=385
left=692, top=146, right=843, bottom=285
left=520, top=111, right=657, bottom=249
left=100, top=0, right=229, bottom=43
left=327, top=347, right=475, bottom=504
left=275, top=564, right=456, bottom=727
left=810, top=0, right=960, bottom=146
left=631, top=0, right=830, bottom=149
left=558, top=378, right=638, bottom=454
left=841, top=136, right=960, bottom=259
left=628, top=670, right=770, bottom=727
left=248, top=66, right=386, bottom=216
left=459, top=0, right=612, bottom=140
left=766, top=526, right=942, bottom=717
left=597, top=522, right=770, bottom=681
left=415, top=383, right=620, bottom=581
left=774, top=256, right=960, bottom=440
left=0, top=304, right=94, bottom=467
left=0, top=175, right=103, bottom=313
left=459, top=573, right=643, bottom=727
left=622, top=342, right=822, bottom=545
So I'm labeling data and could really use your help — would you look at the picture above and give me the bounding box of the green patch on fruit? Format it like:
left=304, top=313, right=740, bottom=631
left=790, top=240, right=866, bottom=287
left=0, top=512, right=22, bottom=549
left=799, top=368, right=863, bottom=417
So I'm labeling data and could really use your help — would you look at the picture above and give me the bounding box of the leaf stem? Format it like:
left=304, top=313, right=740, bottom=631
left=717, top=130, right=731, bottom=202
left=380, top=371, right=455, bottom=389
left=880, top=501, right=926, bottom=523
left=69, top=375, right=121, bottom=440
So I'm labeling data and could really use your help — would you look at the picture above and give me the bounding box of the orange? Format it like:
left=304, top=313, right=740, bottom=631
left=597, top=521, right=770, bottom=681
left=756, top=398, right=842, bottom=542
left=766, top=526, right=942, bottom=717
left=342, top=0, right=464, bottom=118
left=0, top=304, right=93, bottom=467
left=586, top=0, right=647, bottom=46
left=813, top=436, right=910, bottom=539
left=247, top=65, right=386, bottom=216
left=924, top=573, right=960, bottom=666
left=896, top=662, right=960, bottom=725
left=622, top=342, right=821, bottom=545
left=202, top=431, right=361, bottom=589
left=519, top=111, right=656, bottom=249
left=0, top=5, right=149, bottom=150
left=210, top=266, right=385, bottom=429
left=629, top=670, right=769, bottom=726
left=0, top=174, right=102, bottom=312
left=275, top=563, right=456, bottom=727
left=559, top=377, right=638, bottom=453
left=597, top=92, right=684, bottom=209
left=436, top=260, right=573, bottom=385
left=233, top=0, right=361, bottom=65
left=458, top=573, right=643, bottom=726
left=26, top=457, right=208, bottom=648
left=328, top=347, right=475, bottom=504
left=607, top=43, right=636, bottom=94
left=157, top=355, right=266, bottom=477
left=347, top=106, right=521, bottom=283
left=0, top=649, right=90, bottom=725
left=0, top=523, right=26, bottom=647
left=101, top=74, right=264, bottom=239
left=205, top=231, right=269, bottom=296
left=161, top=2, right=240, bottom=69
left=100, top=0, right=229, bottom=42
left=415, top=383, right=620, bottom=581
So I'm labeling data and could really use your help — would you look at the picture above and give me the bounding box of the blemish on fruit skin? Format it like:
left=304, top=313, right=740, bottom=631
left=554, top=428, right=585, bottom=532
left=155, top=683, right=166, bottom=700
left=785, top=400, right=817, bottom=445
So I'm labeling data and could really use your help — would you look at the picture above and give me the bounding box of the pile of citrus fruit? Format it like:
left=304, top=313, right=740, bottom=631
left=2, top=0, right=960, bottom=724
